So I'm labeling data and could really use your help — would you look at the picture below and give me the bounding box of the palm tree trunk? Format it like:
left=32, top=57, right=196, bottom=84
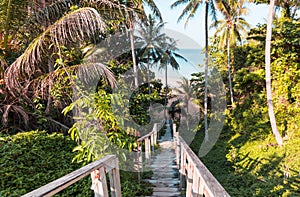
left=147, top=50, right=152, bottom=109
left=3, top=0, right=12, bottom=50
left=227, top=38, right=234, bottom=106
left=204, top=0, right=209, bottom=142
left=165, top=64, right=168, bottom=120
left=45, top=59, right=54, bottom=115
left=265, top=0, right=283, bottom=146
left=129, top=21, right=139, bottom=88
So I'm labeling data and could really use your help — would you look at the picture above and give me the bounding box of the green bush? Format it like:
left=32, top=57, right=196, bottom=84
left=0, top=130, right=92, bottom=196
left=0, top=130, right=154, bottom=197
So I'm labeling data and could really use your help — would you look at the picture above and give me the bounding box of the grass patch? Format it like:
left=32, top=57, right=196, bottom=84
left=190, top=129, right=300, bottom=196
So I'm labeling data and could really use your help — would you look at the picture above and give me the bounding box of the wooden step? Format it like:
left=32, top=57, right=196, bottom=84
left=152, top=191, right=182, bottom=196
left=152, top=187, right=179, bottom=192
left=143, top=135, right=182, bottom=196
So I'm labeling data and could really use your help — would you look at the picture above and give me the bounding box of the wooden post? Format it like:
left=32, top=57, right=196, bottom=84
left=137, top=143, right=142, bottom=180
left=151, top=133, right=154, bottom=151
left=153, top=123, right=158, bottom=145
left=186, top=159, right=193, bottom=197
left=174, top=124, right=180, bottom=167
left=97, top=167, right=109, bottom=197
left=180, top=146, right=186, bottom=189
left=199, top=177, right=205, bottom=196
left=145, top=138, right=150, bottom=160
left=109, top=159, right=121, bottom=197
left=192, top=171, right=200, bottom=197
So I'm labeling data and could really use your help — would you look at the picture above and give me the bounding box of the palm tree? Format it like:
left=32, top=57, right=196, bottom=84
left=121, top=0, right=162, bottom=88
left=2, top=0, right=132, bottom=127
left=175, top=77, right=194, bottom=129
left=136, top=15, right=185, bottom=117
left=265, top=0, right=283, bottom=146
left=159, top=38, right=187, bottom=118
left=211, top=0, right=250, bottom=106
left=171, top=0, right=217, bottom=141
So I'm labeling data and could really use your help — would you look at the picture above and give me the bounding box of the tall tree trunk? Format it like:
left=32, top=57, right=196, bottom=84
left=265, top=0, right=283, bottom=146
left=147, top=51, right=152, bottom=109
left=3, top=0, right=12, bottom=50
left=164, top=64, right=168, bottom=120
left=129, top=21, right=139, bottom=88
left=227, top=37, right=234, bottom=106
left=204, top=1, right=209, bottom=142
left=45, top=60, right=54, bottom=115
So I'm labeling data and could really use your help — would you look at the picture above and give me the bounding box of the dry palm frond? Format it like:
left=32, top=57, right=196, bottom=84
left=5, top=7, right=106, bottom=98
left=28, top=0, right=130, bottom=35
left=77, top=62, right=116, bottom=88
left=0, top=56, right=7, bottom=79
left=25, top=61, right=115, bottom=103
left=28, top=0, right=73, bottom=33
left=2, top=104, right=29, bottom=127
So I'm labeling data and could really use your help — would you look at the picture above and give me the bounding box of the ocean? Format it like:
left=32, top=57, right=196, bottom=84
left=153, top=48, right=205, bottom=88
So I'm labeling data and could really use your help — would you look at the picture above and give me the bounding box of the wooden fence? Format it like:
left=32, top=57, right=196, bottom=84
left=136, top=123, right=159, bottom=160
left=173, top=124, right=230, bottom=197
left=22, top=123, right=230, bottom=197
left=22, top=155, right=121, bottom=197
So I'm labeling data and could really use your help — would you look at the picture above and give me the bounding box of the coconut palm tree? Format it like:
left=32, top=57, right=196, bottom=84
left=171, top=0, right=217, bottom=141
left=265, top=0, right=283, bottom=146
left=175, top=77, right=194, bottom=129
left=2, top=0, right=133, bottom=128
left=211, top=0, right=250, bottom=106
left=135, top=15, right=186, bottom=116
left=121, top=0, right=162, bottom=88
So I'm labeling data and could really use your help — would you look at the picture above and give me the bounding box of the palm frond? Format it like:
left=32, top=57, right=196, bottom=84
left=179, top=1, right=202, bottom=26
left=5, top=7, right=106, bottom=97
left=2, top=104, right=29, bottom=127
left=77, top=62, right=116, bottom=88
left=27, top=0, right=73, bottom=34
left=143, top=0, right=162, bottom=21
left=209, top=0, right=218, bottom=23
left=171, top=0, right=192, bottom=9
left=28, top=0, right=128, bottom=33
left=0, top=56, right=7, bottom=79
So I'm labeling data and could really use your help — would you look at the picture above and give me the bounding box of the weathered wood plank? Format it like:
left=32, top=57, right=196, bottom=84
left=109, top=159, right=121, bottom=197
left=178, top=136, right=230, bottom=197
left=22, top=155, right=118, bottom=197
left=98, top=167, right=109, bottom=197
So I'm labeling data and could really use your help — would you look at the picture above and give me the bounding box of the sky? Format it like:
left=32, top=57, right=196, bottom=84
left=145, top=1, right=270, bottom=87
left=152, top=0, right=270, bottom=48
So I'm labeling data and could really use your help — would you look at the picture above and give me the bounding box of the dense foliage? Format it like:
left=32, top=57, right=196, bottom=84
left=0, top=131, right=153, bottom=196
left=192, top=16, right=300, bottom=196
left=1, top=0, right=300, bottom=196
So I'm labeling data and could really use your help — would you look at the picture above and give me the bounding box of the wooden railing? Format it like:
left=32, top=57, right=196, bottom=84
left=136, top=123, right=159, bottom=161
left=22, top=155, right=121, bottom=197
left=173, top=125, right=230, bottom=197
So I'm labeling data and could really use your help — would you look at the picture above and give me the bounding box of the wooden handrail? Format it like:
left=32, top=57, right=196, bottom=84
left=136, top=123, right=159, bottom=160
left=173, top=125, right=230, bottom=197
left=22, top=155, right=121, bottom=197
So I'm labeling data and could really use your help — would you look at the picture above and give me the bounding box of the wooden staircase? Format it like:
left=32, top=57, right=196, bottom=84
left=142, top=122, right=183, bottom=196
left=22, top=123, right=230, bottom=197
left=144, top=140, right=182, bottom=197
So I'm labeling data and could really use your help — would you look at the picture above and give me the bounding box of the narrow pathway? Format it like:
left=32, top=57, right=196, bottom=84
left=144, top=122, right=182, bottom=197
